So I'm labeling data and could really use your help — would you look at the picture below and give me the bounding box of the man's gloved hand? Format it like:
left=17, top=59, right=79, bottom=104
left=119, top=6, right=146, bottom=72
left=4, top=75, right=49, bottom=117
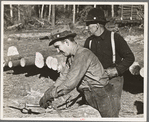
left=105, top=67, right=118, bottom=79
left=39, top=96, right=53, bottom=109
left=39, top=85, right=58, bottom=109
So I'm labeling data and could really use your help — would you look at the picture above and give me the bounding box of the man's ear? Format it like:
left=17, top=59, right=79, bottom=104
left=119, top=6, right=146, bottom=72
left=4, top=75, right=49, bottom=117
left=97, top=23, right=100, bottom=27
left=65, top=39, right=70, bottom=46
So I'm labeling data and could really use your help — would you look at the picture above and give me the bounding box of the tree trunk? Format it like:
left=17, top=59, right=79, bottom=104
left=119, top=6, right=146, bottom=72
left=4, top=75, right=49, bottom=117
left=10, top=4, right=13, bottom=22
left=64, top=5, right=66, bottom=12
left=48, top=4, right=51, bottom=22
left=130, top=5, right=133, bottom=20
left=77, top=5, right=79, bottom=14
left=41, top=4, right=44, bottom=18
left=67, top=5, right=70, bottom=11
left=73, top=5, right=76, bottom=24
left=38, top=5, right=41, bottom=18
left=18, top=5, right=21, bottom=21
left=52, top=5, right=55, bottom=27
left=111, top=5, right=114, bottom=17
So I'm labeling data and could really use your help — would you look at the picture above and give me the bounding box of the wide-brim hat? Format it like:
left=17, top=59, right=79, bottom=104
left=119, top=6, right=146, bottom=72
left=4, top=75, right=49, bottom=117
left=49, top=30, right=76, bottom=46
left=84, top=8, right=109, bottom=25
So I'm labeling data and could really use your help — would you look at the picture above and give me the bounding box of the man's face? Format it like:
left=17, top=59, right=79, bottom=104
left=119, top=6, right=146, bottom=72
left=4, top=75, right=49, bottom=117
left=88, top=24, right=98, bottom=35
left=54, top=40, right=70, bottom=57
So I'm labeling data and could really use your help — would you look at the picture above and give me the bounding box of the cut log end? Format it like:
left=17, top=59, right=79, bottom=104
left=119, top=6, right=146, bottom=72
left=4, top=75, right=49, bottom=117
left=20, top=58, right=26, bottom=67
left=46, top=56, right=53, bottom=69
left=35, top=52, right=44, bottom=68
left=8, top=61, right=13, bottom=68
left=140, top=67, right=144, bottom=78
left=7, top=46, right=19, bottom=56
left=51, top=58, right=58, bottom=71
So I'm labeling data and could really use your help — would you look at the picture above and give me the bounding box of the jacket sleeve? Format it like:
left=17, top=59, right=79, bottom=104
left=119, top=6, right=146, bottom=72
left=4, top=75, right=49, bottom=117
left=54, top=65, right=69, bottom=87
left=56, top=51, right=92, bottom=97
left=115, top=33, right=135, bottom=75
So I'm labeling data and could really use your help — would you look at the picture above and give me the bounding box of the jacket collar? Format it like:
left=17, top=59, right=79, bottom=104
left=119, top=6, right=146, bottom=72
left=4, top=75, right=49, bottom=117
left=99, top=28, right=108, bottom=40
left=93, top=28, right=108, bottom=40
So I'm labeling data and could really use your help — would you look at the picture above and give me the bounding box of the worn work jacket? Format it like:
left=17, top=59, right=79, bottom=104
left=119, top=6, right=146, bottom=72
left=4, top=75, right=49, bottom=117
left=54, top=45, right=109, bottom=97
left=84, top=29, right=135, bottom=75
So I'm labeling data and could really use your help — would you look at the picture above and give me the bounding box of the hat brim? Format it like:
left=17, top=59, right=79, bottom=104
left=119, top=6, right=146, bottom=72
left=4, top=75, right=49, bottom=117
left=49, top=33, right=76, bottom=46
left=84, top=19, right=109, bottom=24
left=85, top=20, right=110, bottom=26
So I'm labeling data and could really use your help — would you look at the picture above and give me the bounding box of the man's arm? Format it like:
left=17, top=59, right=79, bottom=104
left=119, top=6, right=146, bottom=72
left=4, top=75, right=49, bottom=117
left=54, top=64, right=69, bottom=87
left=55, top=51, right=92, bottom=97
left=115, top=33, right=135, bottom=75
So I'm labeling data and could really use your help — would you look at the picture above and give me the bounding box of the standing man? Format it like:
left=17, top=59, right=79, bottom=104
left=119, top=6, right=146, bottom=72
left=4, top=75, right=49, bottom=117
left=84, top=8, right=135, bottom=113
left=39, top=29, right=120, bottom=117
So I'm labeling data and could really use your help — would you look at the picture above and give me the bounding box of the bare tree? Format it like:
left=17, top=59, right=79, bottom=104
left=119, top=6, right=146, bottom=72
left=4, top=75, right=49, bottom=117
left=64, top=5, right=66, bottom=12
left=77, top=5, right=79, bottom=14
left=10, top=4, right=13, bottom=22
left=73, top=5, right=76, bottom=24
left=41, top=4, right=44, bottom=18
left=18, top=5, right=20, bottom=21
left=48, top=4, right=51, bottom=22
left=52, top=5, right=55, bottom=27
left=112, top=5, right=114, bottom=17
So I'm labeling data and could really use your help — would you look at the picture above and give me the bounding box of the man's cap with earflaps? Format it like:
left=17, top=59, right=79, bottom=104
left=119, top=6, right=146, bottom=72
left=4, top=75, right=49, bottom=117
left=49, top=27, right=76, bottom=46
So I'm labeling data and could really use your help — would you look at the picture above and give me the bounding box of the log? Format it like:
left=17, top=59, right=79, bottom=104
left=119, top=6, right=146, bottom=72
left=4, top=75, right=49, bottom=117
left=20, top=52, right=44, bottom=68
left=5, top=47, right=66, bottom=71
left=5, top=55, right=22, bottom=62
left=8, top=60, right=21, bottom=68
left=4, top=52, right=35, bottom=68
left=4, top=55, right=22, bottom=67
left=7, top=46, right=19, bottom=56
left=35, top=52, right=44, bottom=68
left=34, top=18, right=44, bottom=27
left=20, top=56, right=35, bottom=67
left=7, top=23, right=22, bottom=30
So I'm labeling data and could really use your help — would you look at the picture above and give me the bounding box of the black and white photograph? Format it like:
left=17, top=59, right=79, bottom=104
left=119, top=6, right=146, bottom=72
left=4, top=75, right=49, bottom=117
left=1, top=1, right=148, bottom=121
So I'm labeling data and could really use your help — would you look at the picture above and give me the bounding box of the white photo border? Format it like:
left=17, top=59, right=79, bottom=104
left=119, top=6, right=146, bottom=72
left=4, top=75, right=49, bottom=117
left=1, top=1, right=148, bottom=121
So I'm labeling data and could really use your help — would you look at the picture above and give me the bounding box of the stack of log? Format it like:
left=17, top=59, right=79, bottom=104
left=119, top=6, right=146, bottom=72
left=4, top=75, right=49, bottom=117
left=4, top=25, right=72, bottom=72
left=4, top=45, right=144, bottom=77
left=119, top=5, right=144, bottom=21
left=4, top=45, right=66, bottom=73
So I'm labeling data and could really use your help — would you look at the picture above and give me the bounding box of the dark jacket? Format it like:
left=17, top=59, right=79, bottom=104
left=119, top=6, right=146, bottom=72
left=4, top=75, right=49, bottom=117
left=84, top=29, right=135, bottom=75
